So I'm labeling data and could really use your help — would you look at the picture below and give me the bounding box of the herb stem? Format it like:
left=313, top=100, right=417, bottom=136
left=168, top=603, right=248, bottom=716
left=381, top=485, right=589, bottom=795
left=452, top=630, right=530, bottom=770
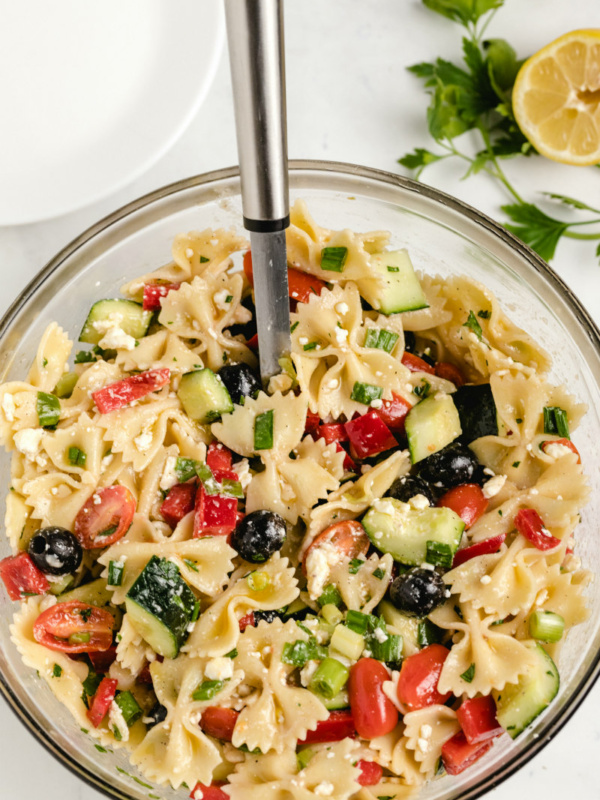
left=563, top=230, right=600, bottom=241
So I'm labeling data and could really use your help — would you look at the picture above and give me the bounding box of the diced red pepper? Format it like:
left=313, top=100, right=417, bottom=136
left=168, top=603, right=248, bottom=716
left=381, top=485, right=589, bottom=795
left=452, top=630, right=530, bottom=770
left=452, top=533, right=506, bottom=568
left=206, top=442, right=233, bottom=472
left=244, top=250, right=326, bottom=303
left=541, top=438, right=581, bottom=463
left=212, top=468, right=239, bottom=484
left=514, top=508, right=562, bottom=551
left=0, top=552, right=49, bottom=601
left=374, top=392, right=412, bottom=435
left=441, top=731, right=494, bottom=775
left=318, top=423, right=349, bottom=444
left=238, top=611, right=255, bottom=631
left=189, top=782, right=229, bottom=800
left=138, top=663, right=153, bottom=684
left=456, top=696, right=504, bottom=746
left=434, top=361, right=464, bottom=386
left=298, top=710, right=356, bottom=744
left=92, top=368, right=170, bottom=413
left=401, top=352, right=436, bottom=375
left=336, top=442, right=357, bottom=473
left=87, top=677, right=118, bottom=728
left=88, top=646, right=118, bottom=674
left=193, top=485, right=238, bottom=538
left=305, top=409, right=321, bottom=437
left=356, top=760, right=384, bottom=786
left=200, top=707, right=239, bottom=742
left=437, top=484, right=489, bottom=529
left=344, top=412, right=398, bottom=460
left=161, top=482, right=197, bottom=528
left=142, top=283, right=181, bottom=311
left=246, top=333, right=259, bottom=350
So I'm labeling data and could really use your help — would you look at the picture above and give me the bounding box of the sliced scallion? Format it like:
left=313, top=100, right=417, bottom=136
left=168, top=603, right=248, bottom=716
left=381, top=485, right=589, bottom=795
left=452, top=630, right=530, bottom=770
left=350, top=381, right=383, bottom=405
left=192, top=679, right=227, bottom=702
left=115, top=691, right=142, bottom=727
left=67, top=446, right=87, bottom=467
left=254, top=410, right=274, bottom=450
left=247, top=571, right=270, bottom=592
left=543, top=406, right=570, bottom=439
left=330, top=624, right=364, bottom=661
left=364, top=329, right=399, bottom=354
left=107, top=560, right=124, bottom=587
left=297, top=748, right=315, bottom=771
left=309, top=657, right=349, bottom=698
left=175, top=457, right=198, bottom=483
left=529, top=609, right=565, bottom=643
left=37, top=391, right=61, bottom=427
left=196, top=462, right=220, bottom=495
left=320, top=603, right=344, bottom=626
left=317, top=583, right=342, bottom=608
left=320, top=246, right=348, bottom=273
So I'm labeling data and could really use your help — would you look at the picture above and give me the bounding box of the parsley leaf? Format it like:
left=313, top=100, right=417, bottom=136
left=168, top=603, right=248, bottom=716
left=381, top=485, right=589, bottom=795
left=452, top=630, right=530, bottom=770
left=463, top=310, right=483, bottom=340
left=502, top=203, right=569, bottom=262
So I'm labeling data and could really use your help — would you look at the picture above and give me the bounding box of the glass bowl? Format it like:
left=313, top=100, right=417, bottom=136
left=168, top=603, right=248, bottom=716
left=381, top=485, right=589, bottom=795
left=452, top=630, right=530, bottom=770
left=1, top=161, right=599, bottom=800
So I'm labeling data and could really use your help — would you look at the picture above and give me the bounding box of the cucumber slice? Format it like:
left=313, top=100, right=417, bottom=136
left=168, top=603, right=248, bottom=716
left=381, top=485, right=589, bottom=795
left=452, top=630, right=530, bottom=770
left=494, top=642, right=559, bottom=739
left=377, top=600, right=421, bottom=657
left=177, top=368, right=233, bottom=424
left=360, top=250, right=428, bottom=315
left=125, top=556, right=197, bottom=659
left=79, top=300, right=153, bottom=345
left=405, top=394, right=462, bottom=464
left=363, top=498, right=464, bottom=566
left=54, top=372, right=78, bottom=399
left=58, top=578, right=112, bottom=607
left=452, top=384, right=499, bottom=442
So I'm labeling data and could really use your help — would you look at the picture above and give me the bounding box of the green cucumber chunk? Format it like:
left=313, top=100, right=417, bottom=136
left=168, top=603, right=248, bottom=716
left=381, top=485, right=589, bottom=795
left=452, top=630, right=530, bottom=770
left=177, top=369, right=233, bottom=424
left=58, top=578, right=112, bottom=607
left=377, top=601, right=421, bottom=657
left=494, top=642, right=559, bottom=739
left=360, top=250, right=428, bottom=315
left=362, top=498, right=464, bottom=566
left=452, top=384, right=499, bottom=442
left=125, top=556, right=197, bottom=659
left=79, top=299, right=153, bottom=345
left=405, top=393, right=462, bottom=464
left=54, top=372, right=78, bottom=399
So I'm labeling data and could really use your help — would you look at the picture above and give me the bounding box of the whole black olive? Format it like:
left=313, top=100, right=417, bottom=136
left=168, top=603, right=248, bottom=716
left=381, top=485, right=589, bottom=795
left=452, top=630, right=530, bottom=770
left=146, top=702, right=167, bottom=728
left=228, top=295, right=257, bottom=341
left=232, top=510, right=287, bottom=563
left=218, top=363, right=262, bottom=405
left=388, top=568, right=446, bottom=617
left=415, top=442, right=481, bottom=488
left=28, top=527, right=82, bottom=575
left=385, top=475, right=436, bottom=506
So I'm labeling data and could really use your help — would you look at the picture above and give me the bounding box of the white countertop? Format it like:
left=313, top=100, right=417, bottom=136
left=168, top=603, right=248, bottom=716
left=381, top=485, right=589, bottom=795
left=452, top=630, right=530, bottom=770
left=1, top=1, right=600, bottom=798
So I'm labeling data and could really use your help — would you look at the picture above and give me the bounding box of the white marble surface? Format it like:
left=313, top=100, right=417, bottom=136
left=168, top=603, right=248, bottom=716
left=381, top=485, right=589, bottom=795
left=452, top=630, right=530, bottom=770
left=1, top=1, right=600, bottom=798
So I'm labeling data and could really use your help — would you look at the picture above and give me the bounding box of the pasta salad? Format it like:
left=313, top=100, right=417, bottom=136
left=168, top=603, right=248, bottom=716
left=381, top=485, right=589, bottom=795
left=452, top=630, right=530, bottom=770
left=0, top=201, right=591, bottom=800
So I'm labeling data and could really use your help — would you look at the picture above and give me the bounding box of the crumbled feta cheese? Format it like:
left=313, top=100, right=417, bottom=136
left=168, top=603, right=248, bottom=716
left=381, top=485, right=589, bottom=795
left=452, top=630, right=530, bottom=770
left=2, top=393, right=15, bottom=422
left=193, top=788, right=204, bottom=800
left=159, top=455, right=179, bottom=491
left=185, top=248, right=195, bottom=258
left=204, top=657, right=234, bottom=682
left=483, top=467, right=495, bottom=477
left=420, top=562, right=435, bottom=571
left=335, top=302, right=349, bottom=315
left=300, top=660, right=319, bottom=687
left=543, top=442, right=574, bottom=460
left=92, top=493, right=102, bottom=505
left=372, top=627, right=388, bottom=643
left=420, top=723, right=432, bottom=738
left=530, top=487, right=539, bottom=495
left=298, top=337, right=309, bottom=346
left=482, top=474, right=506, bottom=499
left=102, top=454, right=114, bottom=469
left=14, top=428, right=44, bottom=460
left=98, top=325, right=136, bottom=351
left=92, top=313, right=124, bottom=333
left=327, top=379, right=340, bottom=390
left=334, top=326, right=349, bottom=345
left=417, top=737, right=429, bottom=753
left=306, top=542, right=341, bottom=601
left=370, top=398, right=383, bottom=409
left=360, top=464, right=372, bottom=474
left=408, top=494, right=430, bottom=510
left=315, top=782, right=334, bottom=796
left=372, top=498, right=398, bottom=516
left=134, top=427, right=154, bottom=453
left=187, top=622, right=196, bottom=633
left=213, top=289, right=231, bottom=310
left=480, top=575, right=492, bottom=585
left=108, top=700, right=130, bottom=742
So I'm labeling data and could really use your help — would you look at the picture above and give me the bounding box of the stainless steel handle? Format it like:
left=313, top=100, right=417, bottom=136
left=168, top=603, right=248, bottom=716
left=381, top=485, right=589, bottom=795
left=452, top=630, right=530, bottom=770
left=225, top=0, right=289, bottom=230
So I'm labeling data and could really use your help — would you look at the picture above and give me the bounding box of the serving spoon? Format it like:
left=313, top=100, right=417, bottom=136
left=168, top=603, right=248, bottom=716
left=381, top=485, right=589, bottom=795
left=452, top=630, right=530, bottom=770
left=225, top=0, right=291, bottom=381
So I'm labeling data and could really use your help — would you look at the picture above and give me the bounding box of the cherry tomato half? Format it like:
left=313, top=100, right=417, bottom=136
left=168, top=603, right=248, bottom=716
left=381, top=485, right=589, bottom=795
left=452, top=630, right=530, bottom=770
left=356, top=760, right=384, bottom=786
left=303, top=520, right=369, bottom=575
left=397, top=644, right=452, bottom=711
left=74, top=485, right=136, bottom=549
left=200, top=707, right=239, bottom=742
left=434, top=362, right=464, bottom=386
left=437, top=484, right=489, bottom=529
left=514, top=508, right=561, bottom=551
left=349, top=658, right=398, bottom=739
left=33, top=601, right=115, bottom=653
left=401, top=352, right=436, bottom=375
left=541, top=438, right=581, bottom=463
left=452, top=533, right=506, bottom=568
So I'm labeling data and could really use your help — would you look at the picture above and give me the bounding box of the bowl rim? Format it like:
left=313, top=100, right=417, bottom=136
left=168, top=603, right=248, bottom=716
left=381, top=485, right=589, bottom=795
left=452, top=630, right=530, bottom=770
left=1, top=159, right=600, bottom=800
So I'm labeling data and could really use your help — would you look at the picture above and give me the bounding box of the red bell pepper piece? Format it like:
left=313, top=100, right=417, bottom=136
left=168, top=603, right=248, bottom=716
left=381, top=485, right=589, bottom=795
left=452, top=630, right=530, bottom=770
left=0, top=552, right=49, bottom=601
left=541, top=438, right=581, bottom=463
left=298, top=710, right=356, bottom=744
left=401, top=352, right=436, bottom=375
left=452, top=533, right=506, bottom=568
left=514, top=508, right=562, bottom=551
left=437, top=484, right=489, bottom=529
left=344, top=412, right=398, bottom=460
left=244, top=250, right=326, bottom=303
left=87, top=677, right=118, bottom=728
left=92, top=368, right=170, bottom=413
left=193, top=485, right=238, bottom=537
left=318, top=423, right=349, bottom=444
left=142, top=283, right=180, bottom=311
left=434, top=361, right=464, bottom=386
left=305, top=409, right=321, bottom=437
left=374, top=392, right=412, bottom=435
left=161, top=482, right=197, bottom=528
left=189, top=782, right=229, bottom=800
left=335, top=442, right=357, bottom=473
left=200, top=707, right=239, bottom=741
left=206, top=442, right=233, bottom=472
left=441, top=731, right=494, bottom=775
left=88, top=646, right=118, bottom=674
left=245, top=333, right=259, bottom=350
left=356, top=760, right=384, bottom=786
left=456, top=696, right=504, bottom=746
left=238, top=611, right=255, bottom=631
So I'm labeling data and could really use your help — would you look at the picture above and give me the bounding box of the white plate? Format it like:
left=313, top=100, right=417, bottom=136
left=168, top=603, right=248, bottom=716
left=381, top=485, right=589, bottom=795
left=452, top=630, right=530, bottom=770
left=0, top=0, right=224, bottom=225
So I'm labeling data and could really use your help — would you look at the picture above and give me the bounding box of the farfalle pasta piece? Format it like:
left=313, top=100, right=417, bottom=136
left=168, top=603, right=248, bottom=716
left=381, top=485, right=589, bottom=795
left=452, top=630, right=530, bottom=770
left=27, top=323, right=72, bottom=393
left=400, top=275, right=452, bottom=332
left=116, top=613, right=152, bottom=676
left=356, top=778, right=417, bottom=800
left=98, top=535, right=235, bottom=605
left=231, top=619, right=329, bottom=753
left=226, top=738, right=361, bottom=800
left=402, top=705, right=460, bottom=777
left=116, top=330, right=202, bottom=374
left=21, top=471, right=96, bottom=530
left=0, top=382, right=42, bottom=447
left=131, top=654, right=243, bottom=788
left=295, top=435, right=346, bottom=482
left=42, top=412, right=104, bottom=480
left=5, top=490, right=30, bottom=551
left=290, top=283, right=411, bottom=419
left=327, top=552, right=394, bottom=613
left=183, top=553, right=299, bottom=658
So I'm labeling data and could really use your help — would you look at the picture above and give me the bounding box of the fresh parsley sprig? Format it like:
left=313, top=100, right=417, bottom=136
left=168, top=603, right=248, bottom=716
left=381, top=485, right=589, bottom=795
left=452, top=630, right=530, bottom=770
left=399, top=0, right=600, bottom=263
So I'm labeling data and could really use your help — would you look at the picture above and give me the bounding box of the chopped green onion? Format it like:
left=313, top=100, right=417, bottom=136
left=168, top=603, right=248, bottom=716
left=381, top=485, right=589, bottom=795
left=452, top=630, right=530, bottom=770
left=278, top=356, right=298, bottom=387
left=225, top=648, right=238, bottom=659
left=82, top=669, right=102, bottom=700
left=320, top=603, right=344, bottom=626
left=529, top=609, right=565, bottom=643
left=69, top=632, right=91, bottom=645
left=350, top=381, right=383, bottom=405
left=183, top=558, right=199, bottom=572
left=309, top=657, right=349, bottom=699
left=221, top=479, right=244, bottom=498
left=254, top=410, right=274, bottom=450
left=290, top=321, right=299, bottom=334
left=303, top=341, right=319, bottom=351
left=37, top=391, right=61, bottom=427
left=345, top=610, right=373, bottom=635
left=364, top=329, right=399, bottom=354
left=115, top=691, right=142, bottom=727
left=192, top=680, right=227, bottom=702
left=52, top=664, right=62, bottom=678
left=74, top=350, right=96, bottom=364
left=175, top=457, right=198, bottom=483
left=191, top=601, right=201, bottom=623
left=348, top=558, right=365, bottom=575
left=387, top=266, right=400, bottom=273
left=463, top=310, right=483, bottom=340
left=107, top=561, right=124, bottom=587
left=282, top=638, right=326, bottom=667
left=297, top=748, right=315, bottom=771
left=196, top=462, right=220, bottom=495
left=320, top=246, right=348, bottom=273
left=317, top=584, right=342, bottom=608
left=413, top=379, right=431, bottom=398
left=225, top=295, right=233, bottom=303
left=330, top=624, right=364, bottom=661
left=543, top=406, right=570, bottom=439
left=67, top=446, right=87, bottom=467
left=460, top=663, right=476, bottom=683
left=418, top=619, right=444, bottom=648
left=247, top=571, right=271, bottom=592
left=425, top=540, right=453, bottom=568
left=199, top=255, right=210, bottom=263
left=369, top=632, right=403, bottom=663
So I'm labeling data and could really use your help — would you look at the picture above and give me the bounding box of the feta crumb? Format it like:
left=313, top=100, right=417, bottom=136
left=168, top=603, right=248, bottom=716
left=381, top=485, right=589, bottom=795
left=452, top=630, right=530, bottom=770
left=193, top=789, right=204, bottom=800
left=420, top=724, right=433, bottom=738
left=14, top=428, right=44, bottom=460
left=483, top=467, right=495, bottom=477
left=108, top=700, right=129, bottom=743
left=360, top=464, right=372, bottom=474
left=204, top=657, right=234, bottom=682
left=98, top=325, right=136, bottom=351
left=334, top=326, right=349, bottom=345
left=327, top=379, right=340, bottom=390
left=92, top=493, right=101, bottom=505
left=482, top=474, right=506, bottom=499
left=372, top=498, right=397, bottom=516
left=335, top=302, right=349, bottom=315
left=185, top=248, right=195, bottom=258
left=314, top=780, right=335, bottom=795
left=417, top=737, right=430, bottom=753
left=530, top=487, right=539, bottom=495
left=420, top=562, right=435, bottom=571
left=370, top=398, right=383, bottom=409
left=372, top=627, right=388, bottom=643
left=306, top=542, right=340, bottom=601
left=480, top=575, right=492, bottom=585
left=50, top=487, right=58, bottom=496
left=298, top=337, right=309, bottom=346
left=300, top=660, right=319, bottom=687
left=233, top=458, right=252, bottom=490
left=2, top=393, right=15, bottom=422
left=408, top=493, right=430, bottom=510
left=187, top=622, right=196, bottom=633
left=544, top=442, right=574, bottom=460
left=382, top=671, right=403, bottom=712
left=102, top=454, right=114, bottom=469
left=213, top=289, right=231, bottom=310
left=159, top=455, right=179, bottom=491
